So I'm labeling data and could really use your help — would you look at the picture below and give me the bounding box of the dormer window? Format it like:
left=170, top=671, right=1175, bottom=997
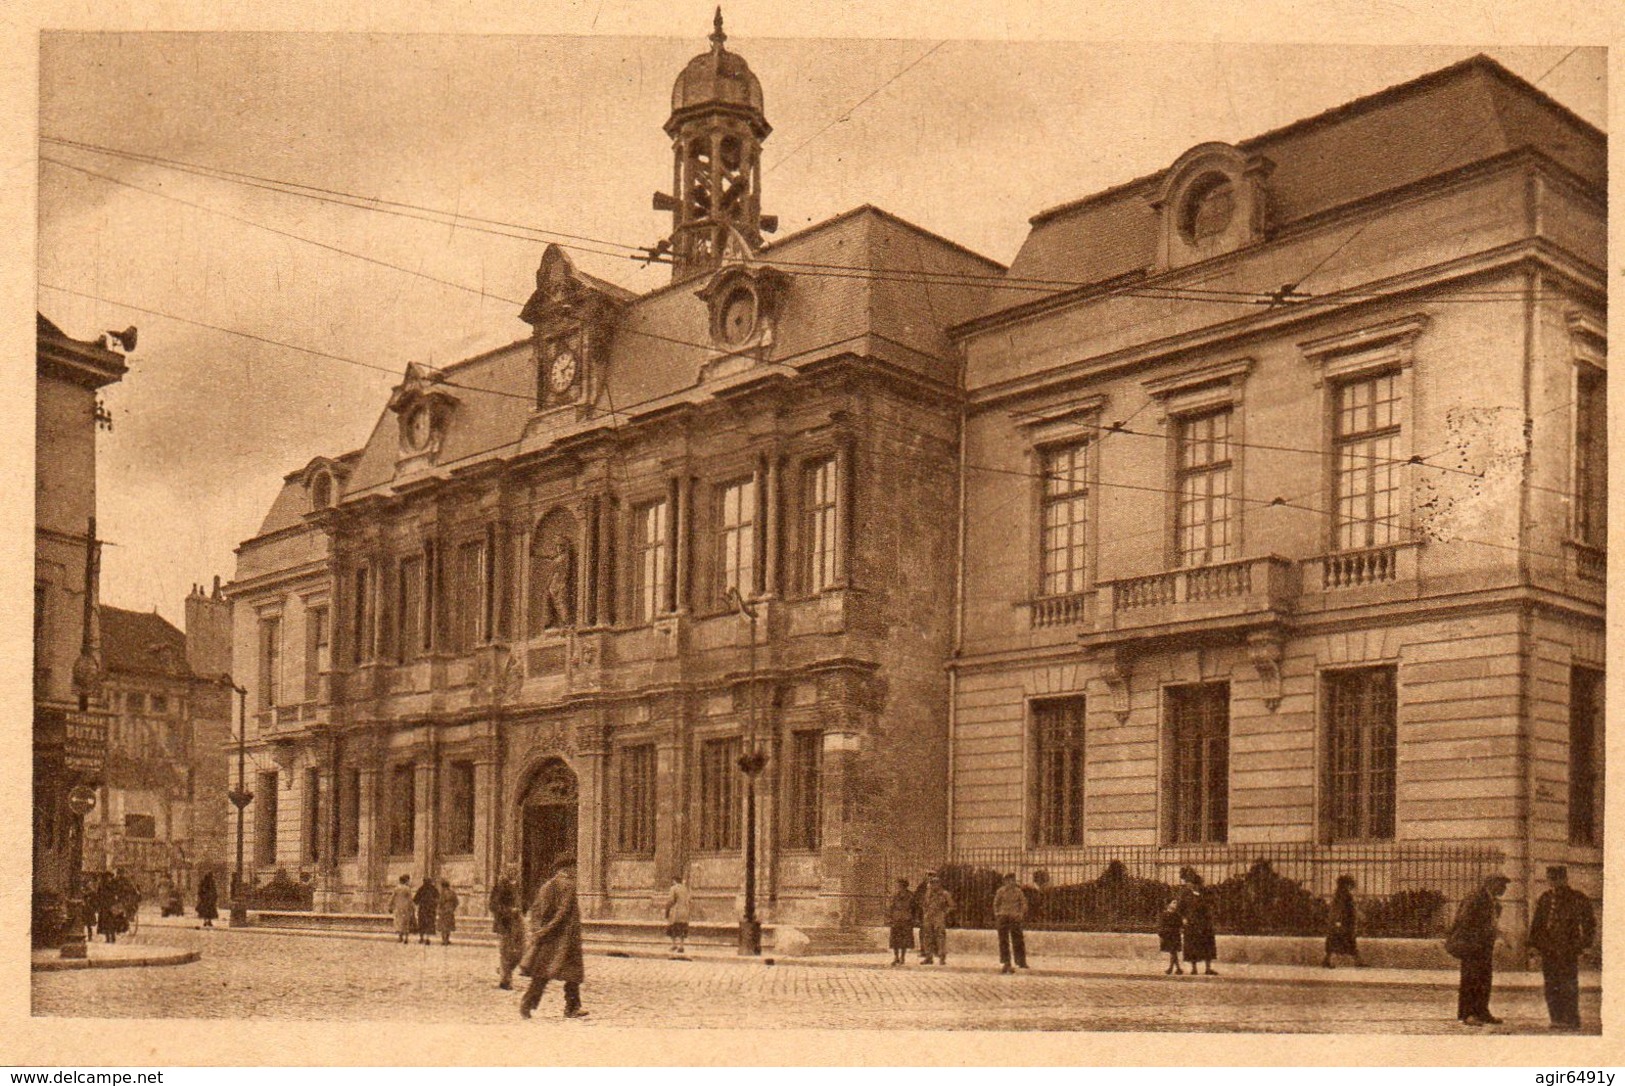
left=1181, top=174, right=1234, bottom=242
left=311, top=473, right=333, bottom=510
left=1151, top=142, right=1272, bottom=271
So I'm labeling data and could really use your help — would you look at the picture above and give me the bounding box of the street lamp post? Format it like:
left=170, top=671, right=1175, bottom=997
left=727, top=587, right=766, bottom=956
left=225, top=679, right=253, bottom=927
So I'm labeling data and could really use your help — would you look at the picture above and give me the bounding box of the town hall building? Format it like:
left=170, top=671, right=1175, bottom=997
left=230, top=38, right=1604, bottom=943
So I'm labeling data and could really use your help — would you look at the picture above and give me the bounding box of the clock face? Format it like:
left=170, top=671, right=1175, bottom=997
left=721, top=289, right=757, bottom=344
left=549, top=348, right=578, bottom=393
left=406, top=405, right=433, bottom=449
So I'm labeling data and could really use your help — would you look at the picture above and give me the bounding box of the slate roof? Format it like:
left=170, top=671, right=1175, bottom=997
left=978, top=54, right=1606, bottom=318
left=329, top=205, right=1000, bottom=503
left=100, top=605, right=191, bottom=679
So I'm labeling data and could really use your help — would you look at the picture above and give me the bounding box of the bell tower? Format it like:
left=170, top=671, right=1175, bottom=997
left=653, top=9, right=777, bottom=280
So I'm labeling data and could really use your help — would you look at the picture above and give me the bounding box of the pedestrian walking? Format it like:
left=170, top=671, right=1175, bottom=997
left=886, top=879, right=915, bottom=966
left=1157, top=898, right=1184, bottom=975
left=518, top=852, right=587, bottom=1020
left=1527, top=866, right=1595, bottom=1031
left=1323, top=874, right=1362, bottom=968
left=489, top=866, right=525, bottom=989
left=80, top=872, right=103, bottom=942
left=1446, top=872, right=1509, bottom=1026
left=436, top=878, right=459, bottom=946
left=917, top=872, right=954, bottom=965
left=414, top=875, right=439, bottom=945
left=992, top=872, right=1029, bottom=974
left=195, top=872, right=219, bottom=928
left=664, top=872, right=691, bottom=956
left=389, top=874, right=415, bottom=944
left=1177, top=867, right=1218, bottom=975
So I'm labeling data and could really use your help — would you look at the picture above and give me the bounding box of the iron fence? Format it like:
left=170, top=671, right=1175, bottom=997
left=874, top=842, right=1505, bottom=938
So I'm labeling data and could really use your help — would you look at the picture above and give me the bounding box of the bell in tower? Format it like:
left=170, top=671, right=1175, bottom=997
left=652, top=9, right=778, bottom=280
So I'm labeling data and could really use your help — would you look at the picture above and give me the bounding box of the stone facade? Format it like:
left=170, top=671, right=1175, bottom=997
left=32, top=314, right=128, bottom=946
left=948, top=56, right=1604, bottom=943
left=226, top=23, right=991, bottom=927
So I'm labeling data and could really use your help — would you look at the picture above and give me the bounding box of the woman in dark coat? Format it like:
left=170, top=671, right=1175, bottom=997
left=1323, top=874, right=1361, bottom=968
left=1178, top=866, right=1218, bottom=975
left=518, top=853, right=586, bottom=1019
left=195, top=872, right=219, bottom=928
left=1158, top=898, right=1185, bottom=975
left=413, top=876, right=439, bottom=945
left=886, top=879, right=916, bottom=966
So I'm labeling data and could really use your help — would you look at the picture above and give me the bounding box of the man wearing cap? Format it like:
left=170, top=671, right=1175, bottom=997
left=1448, top=873, right=1509, bottom=1026
left=519, top=852, right=587, bottom=1020
left=1527, top=865, right=1595, bottom=1030
left=917, top=872, right=955, bottom=966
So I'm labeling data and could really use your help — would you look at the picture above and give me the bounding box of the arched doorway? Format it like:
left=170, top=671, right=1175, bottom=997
left=518, top=758, right=578, bottom=903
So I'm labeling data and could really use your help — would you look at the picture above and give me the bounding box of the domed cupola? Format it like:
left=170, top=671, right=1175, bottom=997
left=652, top=9, right=777, bottom=280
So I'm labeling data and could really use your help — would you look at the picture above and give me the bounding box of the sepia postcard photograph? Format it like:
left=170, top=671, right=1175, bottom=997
left=11, top=0, right=1619, bottom=1067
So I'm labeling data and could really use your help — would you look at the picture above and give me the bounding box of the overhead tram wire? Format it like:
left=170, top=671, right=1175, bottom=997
left=47, top=279, right=1575, bottom=570
left=43, top=137, right=1575, bottom=310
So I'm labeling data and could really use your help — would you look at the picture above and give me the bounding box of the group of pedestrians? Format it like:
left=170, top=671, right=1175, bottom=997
left=81, top=869, right=141, bottom=944
left=886, top=871, right=959, bottom=967
left=1156, top=866, right=1219, bottom=976
left=388, top=874, right=460, bottom=946
left=1448, top=866, right=1595, bottom=1031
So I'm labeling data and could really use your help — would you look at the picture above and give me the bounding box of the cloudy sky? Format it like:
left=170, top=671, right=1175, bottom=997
left=34, top=20, right=1605, bottom=626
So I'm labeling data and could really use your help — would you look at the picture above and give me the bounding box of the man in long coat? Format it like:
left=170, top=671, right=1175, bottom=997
left=1450, top=873, right=1509, bottom=1025
left=519, top=853, right=587, bottom=1019
left=917, top=873, right=954, bottom=965
left=413, top=876, right=439, bottom=946
left=489, top=865, right=525, bottom=989
left=1527, top=866, right=1595, bottom=1030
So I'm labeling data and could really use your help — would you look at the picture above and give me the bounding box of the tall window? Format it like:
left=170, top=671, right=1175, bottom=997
left=351, top=566, right=372, bottom=664
left=1323, top=667, right=1397, bottom=841
left=802, top=458, right=839, bottom=593
left=258, top=616, right=282, bottom=709
left=1334, top=371, right=1402, bottom=550
left=389, top=764, right=416, bottom=855
left=304, top=606, right=329, bottom=701
left=255, top=770, right=279, bottom=866
left=1167, top=683, right=1229, bottom=844
left=1575, top=367, right=1607, bottom=547
left=616, top=744, right=657, bottom=853
left=454, top=540, right=486, bottom=651
left=302, top=766, right=322, bottom=863
left=697, top=736, right=742, bottom=851
left=444, top=760, right=476, bottom=854
left=785, top=731, right=823, bottom=851
left=1176, top=408, right=1235, bottom=566
left=633, top=500, right=670, bottom=623
left=717, top=477, right=757, bottom=605
left=1040, top=441, right=1090, bottom=595
left=1032, top=697, right=1086, bottom=846
left=1570, top=666, right=1604, bottom=846
left=397, top=556, right=424, bottom=664
left=338, top=767, right=361, bottom=858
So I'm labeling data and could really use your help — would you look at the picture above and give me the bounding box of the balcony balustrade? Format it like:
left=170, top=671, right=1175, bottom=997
left=1089, top=555, right=1299, bottom=641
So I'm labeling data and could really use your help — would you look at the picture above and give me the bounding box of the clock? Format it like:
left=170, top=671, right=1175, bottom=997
left=405, top=404, right=433, bottom=450
left=549, top=348, right=578, bottom=394
left=721, top=288, right=757, bottom=345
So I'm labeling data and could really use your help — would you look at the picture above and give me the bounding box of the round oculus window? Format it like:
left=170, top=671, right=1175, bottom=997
left=721, top=288, right=757, bottom=345
left=405, top=404, right=434, bottom=450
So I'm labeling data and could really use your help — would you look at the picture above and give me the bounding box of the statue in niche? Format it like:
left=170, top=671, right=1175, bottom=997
left=538, top=535, right=576, bottom=630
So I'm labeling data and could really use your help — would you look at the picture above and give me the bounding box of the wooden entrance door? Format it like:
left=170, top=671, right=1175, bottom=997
left=519, top=759, right=578, bottom=904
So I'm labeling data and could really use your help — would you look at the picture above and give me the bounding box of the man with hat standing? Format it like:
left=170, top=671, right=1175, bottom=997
left=1527, top=865, right=1595, bottom=1030
left=519, top=852, right=587, bottom=1020
left=1447, top=873, right=1510, bottom=1026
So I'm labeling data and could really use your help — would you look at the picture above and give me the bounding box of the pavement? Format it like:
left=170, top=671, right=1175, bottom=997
left=124, top=912, right=1599, bottom=993
left=32, top=919, right=1601, bottom=1033
left=31, top=939, right=200, bottom=972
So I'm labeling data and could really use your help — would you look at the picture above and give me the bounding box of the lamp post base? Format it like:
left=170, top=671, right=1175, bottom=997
left=229, top=904, right=249, bottom=927
left=737, top=916, right=762, bottom=956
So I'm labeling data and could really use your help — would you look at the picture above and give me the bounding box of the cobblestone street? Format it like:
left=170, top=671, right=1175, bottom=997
left=30, top=925, right=1597, bottom=1033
